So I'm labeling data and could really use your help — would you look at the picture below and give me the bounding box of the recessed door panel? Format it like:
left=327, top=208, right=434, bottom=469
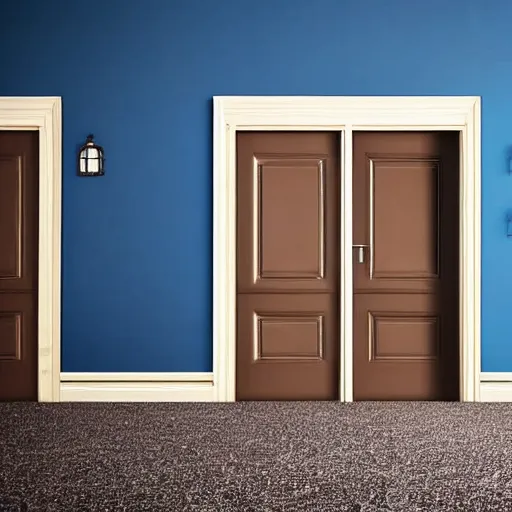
left=237, top=132, right=338, bottom=293
left=353, top=293, right=456, bottom=400
left=237, top=293, right=338, bottom=400
left=372, top=159, right=439, bottom=280
left=256, top=157, right=325, bottom=281
left=0, top=147, right=38, bottom=291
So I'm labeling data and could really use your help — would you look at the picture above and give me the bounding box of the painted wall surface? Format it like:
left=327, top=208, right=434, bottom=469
left=0, top=0, right=509, bottom=372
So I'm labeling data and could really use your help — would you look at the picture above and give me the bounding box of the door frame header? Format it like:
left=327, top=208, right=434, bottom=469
left=213, top=95, right=481, bottom=402
left=0, top=96, right=62, bottom=402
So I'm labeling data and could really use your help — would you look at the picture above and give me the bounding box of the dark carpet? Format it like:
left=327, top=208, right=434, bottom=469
left=1, top=402, right=512, bottom=511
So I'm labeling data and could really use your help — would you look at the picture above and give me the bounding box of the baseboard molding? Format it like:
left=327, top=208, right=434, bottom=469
left=479, top=373, right=512, bottom=402
left=58, top=373, right=512, bottom=403
left=480, top=382, right=512, bottom=402
left=60, top=381, right=215, bottom=402
left=58, top=382, right=512, bottom=403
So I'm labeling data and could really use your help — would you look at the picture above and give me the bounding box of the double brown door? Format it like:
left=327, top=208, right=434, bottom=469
left=0, top=132, right=39, bottom=401
left=236, top=130, right=459, bottom=401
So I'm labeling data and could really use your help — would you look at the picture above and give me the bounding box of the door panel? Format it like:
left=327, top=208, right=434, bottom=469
left=237, top=132, right=338, bottom=293
left=237, top=293, right=338, bottom=400
left=353, top=139, right=448, bottom=294
left=236, top=132, right=339, bottom=400
left=353, top=132, right=459, bottom=401
left=0, top=131, right=39, bottom=401
left=372, top=159, right=439, bottom=280
left=0, top=293, right=37, bottom=400
left=0, top=147, right=38, bottom=291
left=353, top=293, right=457, bottom=400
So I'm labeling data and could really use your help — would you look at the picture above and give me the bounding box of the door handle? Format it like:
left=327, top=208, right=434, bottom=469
left=353, top=245, right=370, bottom=264
left=353, top=244, right=373, bottom=278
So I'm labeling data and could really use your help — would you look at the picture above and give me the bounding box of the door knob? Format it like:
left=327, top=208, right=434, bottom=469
left=353, top=245, right=370, bottom=264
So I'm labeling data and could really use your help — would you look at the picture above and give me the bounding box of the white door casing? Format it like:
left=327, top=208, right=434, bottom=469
left=0, top=97, right=62, bottom=402
left=212, top=96, right=481, bottom=402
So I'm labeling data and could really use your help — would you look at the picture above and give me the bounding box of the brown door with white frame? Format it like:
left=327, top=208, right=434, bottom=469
left=352, top=131, right=459, bottom=400
left=236, top=132, right=340, bottom=400
left=0, top=131, right=39, bottom=401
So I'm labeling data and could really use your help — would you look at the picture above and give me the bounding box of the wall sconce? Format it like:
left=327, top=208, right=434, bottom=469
left=77, top=134, right=104, bottom=176
left=507, top=212, right=512, bottom=237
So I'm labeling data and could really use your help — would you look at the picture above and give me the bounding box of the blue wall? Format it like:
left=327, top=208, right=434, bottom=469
left=0, top=0, right=510, bottom=372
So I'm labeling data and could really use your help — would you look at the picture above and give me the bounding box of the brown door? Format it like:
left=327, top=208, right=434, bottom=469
left=353, top=132, right=459, bottom=401
left=236, top=132, right=339, bottom=400
left=0, top=131, right=39, bottom=401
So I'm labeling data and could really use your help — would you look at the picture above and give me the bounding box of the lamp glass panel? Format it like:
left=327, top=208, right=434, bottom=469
left=79, top=154, right=87, bottom=173
left=87, top=147, right=100, bottom=173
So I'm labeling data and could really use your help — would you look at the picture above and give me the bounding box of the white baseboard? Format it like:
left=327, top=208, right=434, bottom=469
left=59, top=372, right=215, bottom=402
left=480, top=382, right=512, bottom=402
left=481, top=372, right=512, bottom=401
left=58, top=372, right=512, bottom=403
left=60, top=382, right=215, bottom=402
left=479, top=373, right=512, bottom=402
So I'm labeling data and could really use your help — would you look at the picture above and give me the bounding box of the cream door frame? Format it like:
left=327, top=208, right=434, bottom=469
left=0, top=97, right=62, bottom=402
left=213, top=95, right=481, bottom=402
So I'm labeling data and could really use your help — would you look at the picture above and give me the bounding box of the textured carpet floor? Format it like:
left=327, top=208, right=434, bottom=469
left=1, top=402, right=512, bottom=511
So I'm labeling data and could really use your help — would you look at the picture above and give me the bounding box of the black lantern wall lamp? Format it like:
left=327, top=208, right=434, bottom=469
left=77, top=134, right=104, bottom=176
